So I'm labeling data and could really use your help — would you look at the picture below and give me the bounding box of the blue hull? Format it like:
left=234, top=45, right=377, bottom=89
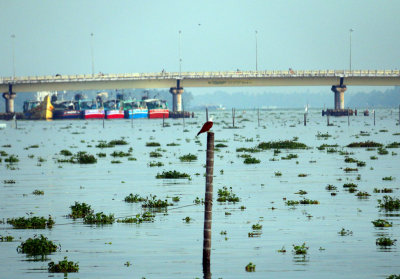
left=124, top=109, right=148, bottom=119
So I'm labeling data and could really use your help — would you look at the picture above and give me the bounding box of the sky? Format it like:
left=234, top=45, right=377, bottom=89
left=1, top=0, right=399, bottom=95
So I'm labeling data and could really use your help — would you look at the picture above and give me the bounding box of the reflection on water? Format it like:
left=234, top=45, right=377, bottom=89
left=0, top=108, right=400, bottom=278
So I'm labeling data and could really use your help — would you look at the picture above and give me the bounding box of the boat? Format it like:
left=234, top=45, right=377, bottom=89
left=23, top=95, right=53, bottom=120
left=52, top=100, right=81, bottom=119
left=79, top=99, right=104, bottom=119
left=104, top=99, right=124, bottom=119
left=143, top=98, right=169, bottom=119
left=123, top=100, right=148, bottom=119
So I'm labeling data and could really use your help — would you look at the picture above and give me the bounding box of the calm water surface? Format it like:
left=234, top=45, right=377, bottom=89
left=0, top=109, right=399, bottom=278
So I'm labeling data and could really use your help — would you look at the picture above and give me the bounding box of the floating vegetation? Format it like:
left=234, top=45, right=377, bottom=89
left=183, top=216, right=191, bottom=223
left=5, top=155, right=19, bottom=163
left=124, top=194, right=146, bottom=203
left=338, top=228, right=353, bottom=236
left=97, top=152, right=106, bottom=157
left=60, top=149, right=72, bottom=156
left=252, top=223, right=262, bottom=230
left=0, top=235, right=14, bottom=242
left=317, top=144, right=338, bottom=150
left=274, top=171, right=282, bottom=176
left=179, top=153, right=198, bottom=162
left=387, top=275, right=400, bottom=279
left=347, top=141, right=383, bottom=148
left=343, top=183, right=358, bottom=188
left=24, top=144, right=39, bottom=150
left=281, top=153, right=298, bottom=160
left=148, top=161, right=164, bottom=167
left=376, top=237, right=397, bottom=247
left=149, top=151, right=163, bottom=158
left=111, top=160, right=122, bottom=164
left=356, top=191, right=370, bottom=198
left=48, top=257, right=79, bottom=273
left=193, top=197, right=204, bottom=205
left=172, top=196, right=180, bottom=202
left=83, top=212, right=115, bottom=224
left=58, top=151, right=97, bottom=164
left=295, top=190, right=307, bottom=195
left=371, top=219, right=392, bottom=227
left=215, top=143, right=228, bottom=148
left=217, top=186, right=240, bottom=203
left=382, top=176, right=394, bottom=181
left=378, top=196, right=400, bottom=211
left=17, top=234, right=59, bottom=256
left=293, top=243, right=308, bottom=255
left=117, top=212, right=155, bottom=224
left=245, top=262, right=256, bottom=272
left=3, top=179, right=15, bottom=184
left=258, top=140, right=308, bottom=150
left=374, top=188, right=393, bottom=193
left=156, top=170, right=190, bottom=179
left=386, top=142, right=400, bottom=148
left=344, top=167, right=358, bottom=172
left=344, top=157, right=358, bottom=163
left=146, top=142, right=161, bottom=147
left=7, top=216, right=54, bottom=229
left=325, top=184, right=337, bottom=191
left=298, top=173, right=307, bottom=177
left=110, top=150, right=131, bottom=157
left=286, top=199, right=319, bottom=206
left=236, top=147, right=260, bottom=153
left=96, top=139, right=128, bottom=148
left=378, top=147, right=389, bottom=155
left=69, top=202, right=93, bottom=218
left=243, top=157, right=261, bottom=164
left=277, top=246, right=287, bottom=253
left=0, top=150, right=8, bottom=156
left=166, top=142, right=180, bottom=146
left=142, top=195, right=173, bottom=209
left=32, top=190, right=44, bottom=195
left=316, top=132, right=331, bottom=139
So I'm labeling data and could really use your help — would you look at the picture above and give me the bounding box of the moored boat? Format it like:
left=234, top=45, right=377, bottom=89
left=23, top=95, right=53, bottom=120
left=83, top=108, right=105, bottom=119
left=123, top=100, right=148, bottom=119
left=143, top=98, right=169, bottom=119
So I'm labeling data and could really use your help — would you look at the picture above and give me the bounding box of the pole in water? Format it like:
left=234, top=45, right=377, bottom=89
left=182, top=100, right=185, bottom=128
left=202, top=131, right=214, bottom=278
left=327, top=114, right=330, bottom=126
left=374, top=110, right=376, bottom=126
left=257, top=108, right=260, bottom=127
left=15, top=115, right=17, bottom=129
left=232, top=108, right=235, bottom=128
left=206, top=107, right=209, bottom=122
left=103, top=118, right=105, bottom=128
left=131, top=111, right=133, bottom=128
left=348, top=111, right=350, bottom=126
left=398, top=105, right=400, bottom=126
left=163, top=114, right=165, bottom=127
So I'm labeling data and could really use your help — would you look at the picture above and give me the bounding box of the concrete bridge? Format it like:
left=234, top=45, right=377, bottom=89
left=1, top=69, right=400, bottom=113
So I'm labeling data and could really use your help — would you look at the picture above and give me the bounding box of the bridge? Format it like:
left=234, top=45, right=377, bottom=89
left=1, top=69, right=400, bottom=113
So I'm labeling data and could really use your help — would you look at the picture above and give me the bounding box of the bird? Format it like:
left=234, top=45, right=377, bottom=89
left=197, top=117, right=213, bottom=136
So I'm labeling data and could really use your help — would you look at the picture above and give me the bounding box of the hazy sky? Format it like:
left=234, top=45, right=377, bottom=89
left=1, top=0, right=399, bottom=94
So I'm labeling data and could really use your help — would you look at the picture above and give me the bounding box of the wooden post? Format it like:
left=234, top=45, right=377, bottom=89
left=15, top=115, right=17, bottom=129
left=257, top=108, right=260, bottom=127
left=374, top=110, right=376, bottom=126
left=398, top=105, right=400, bottom=126
left=327, top=114, right=330, bottom=126
left=182, top=100, right=185, bottom=128
left=203, top=132, right=214, bottom=277
left=232, top=108, right=235, bottom=128
left=206, top=107, right=209, bottom=122
left=348, top=111, right=350, bottom=126
left=103, top=118, right=105, bottom=129
left=131, top=111, right=133, bottom=128
left=163, top=115, right=165, bottom=127
left=304, top=113, right=306, bottom=126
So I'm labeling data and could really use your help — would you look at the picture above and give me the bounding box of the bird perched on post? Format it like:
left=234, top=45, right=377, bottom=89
left=197, top=117, right=213, bottom=136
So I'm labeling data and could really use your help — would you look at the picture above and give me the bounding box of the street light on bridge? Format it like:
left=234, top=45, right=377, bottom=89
left=11, top=34, right=16, bottom=79
left=90, top=32, right=95, bottom=76
left=255, top=30, right=258, bottom=72
left=349, top=28, right=354, bottom=72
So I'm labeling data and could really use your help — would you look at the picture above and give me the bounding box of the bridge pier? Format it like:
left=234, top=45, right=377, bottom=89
left=2, top=84, right=16, bottom=113
left=170, top=80, right=183, bottom=112
left=331, top=85, right=346, bottom=110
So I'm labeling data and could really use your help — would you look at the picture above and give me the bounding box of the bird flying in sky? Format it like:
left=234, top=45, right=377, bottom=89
left=197, top=117, right=213, bottom=136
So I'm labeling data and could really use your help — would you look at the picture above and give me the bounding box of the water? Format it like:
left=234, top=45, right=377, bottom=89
left=0, top=109, right=399, bottom=278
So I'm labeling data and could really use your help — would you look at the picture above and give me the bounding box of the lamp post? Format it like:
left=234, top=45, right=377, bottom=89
left=255, top=30, right=258, bottom=72
left=11, top=34, right=15, bottom=79
left=179, top=30, right=182, bottom=76
left=349, top=28, right=354, bottom=72
left=90, top=32, right=95, bottom=76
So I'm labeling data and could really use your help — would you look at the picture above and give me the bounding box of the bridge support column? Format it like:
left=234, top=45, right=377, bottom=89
left=331, top=85, right=346, bottom=110
left=2, top=84, right=16, bottom=113
left=169, top=87, right=183, bottom=112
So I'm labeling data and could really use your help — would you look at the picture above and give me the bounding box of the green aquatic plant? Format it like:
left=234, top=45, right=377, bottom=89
left=149, top=151, right=162, bottom=158
left=258, top=140, right=308, bottom=150
left=376, top=237, right=396, bottom=247
left=295, top=190, right=307, bottom=195
left=215, top=143, right=228, bottom=148
left=48, top=257, right=79, bottom=273
left=274, top=171, right=282, bottom=176
left=5, top=155, right=19, bottom=163
left=69, top=202, right=93, bottom=218
left=3, top=179, right=16, bottom=184
left=386, top=142, right=400, bottom=148
left=110, top=160, right=122, bottom=164
left=373, top=188, right=393, bottom=193
left=83, top=212, right=115, bottom=224
left=325, top=184, right=337, bottom=191
left=183, top=216, right=191, bottom=223
left=298, top=174, right=307, bottom=177
left=317, top=144, right=339, bottom=150
left=343, top=183, right=358, bottom=188
left=97, top=152, right=107, bottom=157
left=117, top=212, right=154, bottom=224
left=217, top=186, right=240, bottom=203
left=166, top=142, right=180, bottom=146
left=286, top=199, right=319, bottom=206
left=378, top=147, right=389, bottom=155
left=347, top=141, right=383, bottom=148
left=7, top=216, right=54, bottom=229
left=109, top=139, right=128, bottom=146
left=179, top=153, right=198, bottom=162
left=371, top=219, right=392, bottom=227
left=73, top=151, right=97, bottom=164
left=356, top=191, right=370, bottom=198
left=386, top=275, right=400, bottom=279
left=110, top=151, right=131, bottom=157
left=338, top=228, right=353, bottom=236
left=378, top=196, right=400, bottom=211
left=0, top=235, right=14, bottom=242
left=243, top=157, right=261, bottom=164
left=281, top=153, right=298, bottom=160
left=193, top=197, right=204, bottom=205
left=60, top=149, right=72, bottom=156
left=316, top=132, right=331, bottom=139
left=382, top=176, right=394, bottom=181
left=344, top=157, right=358, bottom=163
left=344, top=167, right=358, bottom=172
left=293, top=243, right=308, bottom=255
left=148, top=161, right=164, bottom=167
left=172, top=196, right=180, bottom=202
left=156, top=170, right=190, bottom=179
left=142, top=195, right=173, bottom=209
left=124, top=194, right=146, bottom=203
left=146, top=142, right=160, bottom=147
left=245, top=262, right=256, bottom=272
left=17, top=235, right=59, bottom=256
left=252, top=223, right=262, bottom=230
left=32, top=190, right=44, bottom=195
left=236, top=147, right=261, bottom=153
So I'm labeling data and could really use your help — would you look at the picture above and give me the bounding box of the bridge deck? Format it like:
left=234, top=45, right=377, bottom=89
left=1, top=70, right=400, bottom=92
